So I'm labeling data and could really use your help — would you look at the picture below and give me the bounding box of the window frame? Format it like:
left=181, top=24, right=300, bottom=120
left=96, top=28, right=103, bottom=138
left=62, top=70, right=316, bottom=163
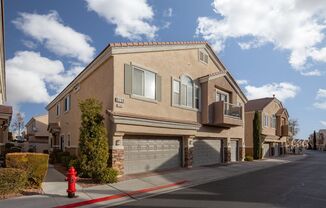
left=131, top=65, right=157, bottom=101
left=171, top=75, right=200, bottom=111
left=263, top=113, right=269, bottom=127
left=271, top=115, right=276, bottom=128
left=216, top=89, right=230, bottom=103
left=198, top=49, right=209, bottom=64
left=56, top=103, right=61, bottom=116
left=64, top=95, right=71, bottom=112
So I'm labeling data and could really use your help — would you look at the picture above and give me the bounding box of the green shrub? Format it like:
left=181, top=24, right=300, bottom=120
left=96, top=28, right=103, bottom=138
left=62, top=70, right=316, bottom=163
left=244, top=155, right=253, bottom=161
left=62, top=155, right=77, bottom=169
left=4, top=143, right=15, bottom=150
left=6, top=153, right=49, bottom=188
left=8, top=146, right=22, bottom=153
left=68, top=159, right=81, bottom=173
left=79, top=99, right=110, bottom=181
left=49, top=150, right=70, bottom=164
left=0, top=168, right=27, bottom=195
left=95, top=168, right=118, bottom=184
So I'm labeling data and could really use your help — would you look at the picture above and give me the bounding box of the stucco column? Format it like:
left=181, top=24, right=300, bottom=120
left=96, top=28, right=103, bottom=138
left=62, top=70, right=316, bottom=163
left=183, top=135, right=194, bottom=168
left=109, top=133, right=124, bottom=175
left=223, top=137, right=231, bottom=163
left=239, top=139, right=245, bottom=161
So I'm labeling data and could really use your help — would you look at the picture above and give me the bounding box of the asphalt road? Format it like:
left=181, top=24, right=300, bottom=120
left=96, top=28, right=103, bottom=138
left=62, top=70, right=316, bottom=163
left=116, top=151, right=326, bottom=208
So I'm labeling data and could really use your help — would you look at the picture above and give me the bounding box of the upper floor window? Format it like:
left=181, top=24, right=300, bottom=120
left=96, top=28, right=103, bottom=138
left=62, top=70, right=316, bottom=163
left=67, top=134, right=71, bottom=147
left=172, top=75, right=200, bottom=109
left=199, top=50, right=209, bottom=64
left=56, top=103, right=61, bottom=116
left=64, top=95, right=71, bottom=112
left=216, top=90, right=229, bottom=103
left=264, top=114, right=269, bottom=127
left=271, top=115, right=276, bottom=128
left=124, top=64, right=161, bottom=101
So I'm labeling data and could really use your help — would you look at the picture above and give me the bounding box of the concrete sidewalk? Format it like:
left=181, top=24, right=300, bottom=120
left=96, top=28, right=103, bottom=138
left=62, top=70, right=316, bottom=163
left=0, top=154, right=307, bottom=208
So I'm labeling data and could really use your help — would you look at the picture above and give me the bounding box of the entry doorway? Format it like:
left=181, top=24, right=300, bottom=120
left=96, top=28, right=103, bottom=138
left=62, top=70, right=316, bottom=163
left=60, top=135, right=64, bottom=151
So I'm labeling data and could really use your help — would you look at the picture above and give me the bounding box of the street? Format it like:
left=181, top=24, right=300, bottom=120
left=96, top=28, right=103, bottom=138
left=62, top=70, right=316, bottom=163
left=117, top=151, right=326, bottom=208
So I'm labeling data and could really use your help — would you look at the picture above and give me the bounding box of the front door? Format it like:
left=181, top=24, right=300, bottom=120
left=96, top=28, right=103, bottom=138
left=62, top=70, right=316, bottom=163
left=60, top=135, right=64, bottom=151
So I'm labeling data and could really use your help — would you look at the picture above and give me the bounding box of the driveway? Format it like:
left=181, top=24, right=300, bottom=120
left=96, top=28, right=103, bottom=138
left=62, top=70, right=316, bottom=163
left=117, top=151, right=326, bottom=208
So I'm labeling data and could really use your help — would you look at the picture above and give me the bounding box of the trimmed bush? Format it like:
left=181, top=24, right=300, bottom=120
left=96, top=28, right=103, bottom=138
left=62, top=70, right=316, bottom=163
left=0, top=168, right=27, bottom=195
left=4, top=143, right=15, bottom=150
left=6, top=153, right=49, bottom=188
left=95, top=168, right=118, bottom=184
left=244, top=155, right=253, bottom=161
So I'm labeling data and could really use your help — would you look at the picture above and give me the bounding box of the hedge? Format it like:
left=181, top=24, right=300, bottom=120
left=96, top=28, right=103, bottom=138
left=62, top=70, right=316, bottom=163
left=0, top=168, right=27, bottom=195
left=6, top=153, right=49, bottom=188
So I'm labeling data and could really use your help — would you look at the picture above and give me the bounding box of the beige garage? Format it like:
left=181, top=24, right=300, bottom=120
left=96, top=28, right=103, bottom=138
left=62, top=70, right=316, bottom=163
left=123, top=136, right=182, bottom=174
left=193, top=138, right=222, bottom=167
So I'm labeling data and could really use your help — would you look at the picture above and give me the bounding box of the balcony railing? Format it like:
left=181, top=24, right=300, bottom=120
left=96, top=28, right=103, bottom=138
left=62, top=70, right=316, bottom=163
left=206, top=101, right=243, bottom=127
left=224, top=102, right=242, bottom=119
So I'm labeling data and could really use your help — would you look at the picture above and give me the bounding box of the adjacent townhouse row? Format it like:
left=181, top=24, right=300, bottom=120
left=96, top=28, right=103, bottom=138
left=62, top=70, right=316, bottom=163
left=308, top=129, right=326, bottom=150
left=25, top=114, right=49, bottom=153
left=45, top=41, right=292, bottom=175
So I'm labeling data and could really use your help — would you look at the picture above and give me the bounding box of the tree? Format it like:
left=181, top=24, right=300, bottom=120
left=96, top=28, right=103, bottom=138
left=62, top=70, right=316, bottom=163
left=288, top=119, right=299, bottom=138
left=253, top=111, right=262, bottom=159
left=313, top=130, right=317, bottom=150
left=11, top=112, right=24, bottom=137
left=78, top=98, right=110, bottom=181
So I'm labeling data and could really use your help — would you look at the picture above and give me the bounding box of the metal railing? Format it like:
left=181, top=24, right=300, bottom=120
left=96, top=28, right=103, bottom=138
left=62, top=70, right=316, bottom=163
left=224, top=102, right=242, bottom=119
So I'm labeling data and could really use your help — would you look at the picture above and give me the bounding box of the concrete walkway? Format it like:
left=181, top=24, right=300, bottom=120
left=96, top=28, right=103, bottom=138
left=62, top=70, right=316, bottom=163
left=0, top=154, right=306, bottom=208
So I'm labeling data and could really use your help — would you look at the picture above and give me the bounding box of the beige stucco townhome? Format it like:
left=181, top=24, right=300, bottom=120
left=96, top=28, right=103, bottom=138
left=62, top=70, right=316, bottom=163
left=0, top=0, right=12, bottom=154
left=47, top=41, right=247, bottom=175
left=25, top=114, right=49, bottom=153
left=245, top=96, right=291, bottom=158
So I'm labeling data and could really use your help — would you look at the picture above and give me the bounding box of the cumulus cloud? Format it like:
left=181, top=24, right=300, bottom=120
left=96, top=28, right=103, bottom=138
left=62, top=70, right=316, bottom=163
left=236, top=79, right=248, bottom=85
left=314, top=88, right=326, bottom=109
left=85, top=0, right=158, bottom=40
left=300, top=69, right=322, bottom=77
left=6, top=51, right=83, bottom=106
left=244, top=82, right=300, bottom=102
left=196, top=0, right=326, bottom=71
left=13, top=11, right=95, bottom=64
left=21, top=40, right=37, bottom=49
left=321, top=121, right=326, bottom=127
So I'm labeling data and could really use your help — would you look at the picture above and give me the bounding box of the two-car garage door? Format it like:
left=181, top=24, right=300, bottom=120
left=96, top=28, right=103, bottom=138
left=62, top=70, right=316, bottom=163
left=123, top=136, right=182, bottom=175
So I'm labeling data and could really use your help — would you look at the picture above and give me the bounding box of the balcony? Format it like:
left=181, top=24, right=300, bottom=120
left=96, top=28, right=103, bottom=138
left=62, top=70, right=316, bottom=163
left=281, top=124, right=291, bottom=137
left=209, top=101, right=243, bottom=127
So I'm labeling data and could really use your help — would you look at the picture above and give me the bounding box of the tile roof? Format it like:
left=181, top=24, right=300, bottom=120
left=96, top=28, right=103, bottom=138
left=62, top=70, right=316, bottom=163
left=245, top=97, right=274, bottom=112
left=109, top=41, right=208, bottom=47
left=0, top=105, right=12, bottom=115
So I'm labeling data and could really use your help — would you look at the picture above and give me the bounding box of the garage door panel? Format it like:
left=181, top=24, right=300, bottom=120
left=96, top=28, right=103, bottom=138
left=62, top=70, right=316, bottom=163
left=262, top=143, right=269, bottom=158
left=123, top=136, right=181, bottom=175
left=231, top=140, right=239, bottom=162
left=193, top=139, right=222, bottom=167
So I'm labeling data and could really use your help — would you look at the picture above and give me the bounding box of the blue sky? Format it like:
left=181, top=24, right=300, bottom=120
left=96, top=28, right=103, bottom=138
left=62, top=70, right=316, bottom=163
left=4, top=0, right=326, bottom=138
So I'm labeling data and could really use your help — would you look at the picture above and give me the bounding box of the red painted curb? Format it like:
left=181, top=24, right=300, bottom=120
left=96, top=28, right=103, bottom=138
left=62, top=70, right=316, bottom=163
left=53, top=180, right=188, bottom=208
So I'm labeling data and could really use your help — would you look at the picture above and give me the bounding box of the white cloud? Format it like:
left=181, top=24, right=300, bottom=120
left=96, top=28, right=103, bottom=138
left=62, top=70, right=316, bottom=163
left=13, top=11, right=95, bottom=64
left=314, top=88, right=326, bottom=109
left=316, top=89, right=326, bottom=99
left=163, top=8, right=173, bottom=17
left=300, top=69, right=322, bottom=76
left=314, top=102, right=326, bottom=110
left=6, top=51, right=82, bottom=106
left=196, top=0, right=326, bottom=70
left=21, top=40, right=37, bottom=49
left=244, top=82, right=300, bottom=102
left=321, top=121, right=326, bottom=127
left=236, top=79, right=248, bottom=85
left=85, top=0, right=158, bottom=40
left=162, top=22, right=171, bottom=29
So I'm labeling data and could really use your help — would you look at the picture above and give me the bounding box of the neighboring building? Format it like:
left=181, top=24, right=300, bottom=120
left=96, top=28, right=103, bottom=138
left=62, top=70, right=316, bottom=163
left=0, top=0, right=12, bottom=153
left=245, top=96, right=291, bottom=158
left=309, top=129, right=326, bottom=151
left=25, top=114, right=49, bottom=153
left=47, top=41, right=247, bottom=175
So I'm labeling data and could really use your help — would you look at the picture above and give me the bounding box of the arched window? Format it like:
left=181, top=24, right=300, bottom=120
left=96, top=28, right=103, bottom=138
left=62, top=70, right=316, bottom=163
left=181, top=75, right=193, bottom=107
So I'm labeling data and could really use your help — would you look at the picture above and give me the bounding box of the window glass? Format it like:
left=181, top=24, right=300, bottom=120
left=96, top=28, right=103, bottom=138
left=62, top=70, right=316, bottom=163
left=186, top=85, right=193, bottom=107
left=173, top=80, right=180, bottom=105
left=64, top=95, right=70, bottom=112
left=144, top=71, right=156, bottom=99
left=181, top=84, right=187, bottom=106
left=195, top=86, right=200, bottom=109
left=133, top=68, right=144, bottom=96
left=56, top=104, right=60, bottom=116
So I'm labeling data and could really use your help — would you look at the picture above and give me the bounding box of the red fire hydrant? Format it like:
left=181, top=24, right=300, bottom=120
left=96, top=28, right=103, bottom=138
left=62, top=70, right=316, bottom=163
left=65, top=166, right=78, bottom=198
